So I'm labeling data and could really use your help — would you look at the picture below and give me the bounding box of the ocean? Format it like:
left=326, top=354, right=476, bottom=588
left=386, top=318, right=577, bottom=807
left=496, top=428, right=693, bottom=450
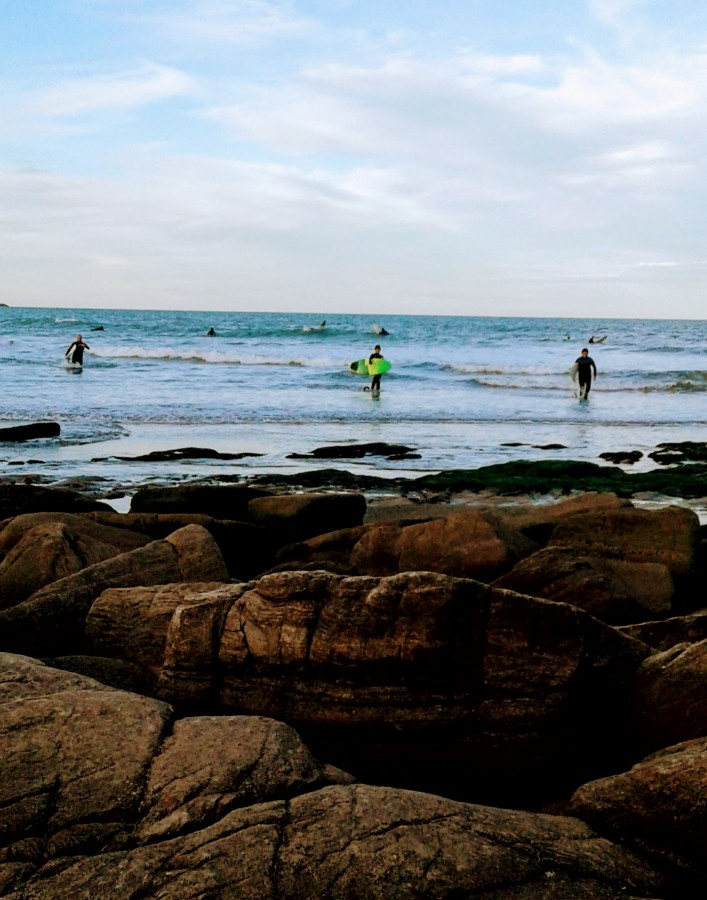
left=1, top=307, right=706, bottom=501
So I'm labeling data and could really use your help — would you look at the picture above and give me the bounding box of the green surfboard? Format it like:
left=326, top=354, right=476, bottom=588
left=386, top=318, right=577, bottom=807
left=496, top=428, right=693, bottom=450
left=350, top=358, right=392, bottom=376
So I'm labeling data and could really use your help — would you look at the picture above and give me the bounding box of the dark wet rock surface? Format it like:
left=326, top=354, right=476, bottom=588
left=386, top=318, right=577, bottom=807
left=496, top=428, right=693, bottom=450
left=0, top=422, right=60, bottom=442
left=287, top=441, right=417, bottom=459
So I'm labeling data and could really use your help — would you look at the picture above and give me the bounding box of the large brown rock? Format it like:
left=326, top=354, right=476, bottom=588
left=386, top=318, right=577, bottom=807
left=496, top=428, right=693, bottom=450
left=0, top=525, right=228, bottom=657
left=7, top=784, right=669, bottom=899
left=0, top=653, right=352, bottom=896
left=129, top=484, right=271, bottom=519
left=0, top=513, right=151, bottom=609
left=548, top=505, right=699, bottom=582
left=630, top=639, right=707, bottom=752
left=86, top=511, right=276, bottom=578
left=619, top=608, right=707, bottom=650
left=493, top=547, right=674, bottom=624
left=248, top=491, right=367, bottom=543
left=214, top=571, right=649, bottom=798
left=0, top=653, right=171, bottom=865
left=79, top=570, right=650, bottom=800
left=494, top=491, right=631, bottom=544
left=87, top=582, right=245, bottom=699
left=349, top=509, right=538, bottom=580
left=136, top=715, right=353, bottom=843
left=570, top=737, right=707, bottom=877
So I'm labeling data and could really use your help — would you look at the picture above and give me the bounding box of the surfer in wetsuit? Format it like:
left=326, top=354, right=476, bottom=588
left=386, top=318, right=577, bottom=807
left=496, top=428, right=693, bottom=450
left=575, top=348, right=597, bottom=398
left=368, top=344, right=384, bottom=393
left=65, top=335, right=90, bottom=365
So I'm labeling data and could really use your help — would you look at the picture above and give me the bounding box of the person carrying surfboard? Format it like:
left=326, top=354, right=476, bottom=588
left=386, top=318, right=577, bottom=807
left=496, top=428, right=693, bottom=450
left=368, top=344, right=384, bottom=393
left=65, top=334, right=90, bottom=365
left=575, top=348, right=597, bottom=399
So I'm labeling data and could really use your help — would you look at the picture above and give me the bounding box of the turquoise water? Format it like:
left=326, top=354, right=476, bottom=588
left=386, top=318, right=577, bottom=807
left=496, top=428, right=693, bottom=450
left=1, top=307, right=706, bottom=492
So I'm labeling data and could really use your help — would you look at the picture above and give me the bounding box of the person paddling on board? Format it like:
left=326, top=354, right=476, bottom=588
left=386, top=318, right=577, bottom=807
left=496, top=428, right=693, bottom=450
left=575, top=348, right=597, bottom=399
left=367, top=344, right=384, bottom=393
left=65, top=334, right=90, bottom=365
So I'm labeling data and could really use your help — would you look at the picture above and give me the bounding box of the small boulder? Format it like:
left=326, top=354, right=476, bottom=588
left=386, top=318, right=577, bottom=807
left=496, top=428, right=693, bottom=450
left=0, top=484, right=111, bottom=519
left=350, top=509, right=538, bottom=581
left=493, top=547, right=674, bottom=624
left=570, top=736, right=707, bottom=875
left=0, top=422, right=60, bottom=442
left=549, top=505, right=699, bottom=583
left=0, top=525, right=228, bottom=657
left=129, top=484, right=271, bottom=519
left=630, top=639, right=707, bottom=752
left=0, top=513, right=151, bottom=609
left=248, top=492, right=366, bottom=543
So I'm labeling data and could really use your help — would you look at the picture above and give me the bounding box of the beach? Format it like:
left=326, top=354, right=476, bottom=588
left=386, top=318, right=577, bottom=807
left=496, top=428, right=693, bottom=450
left=2, top=308, right=706, bottom=520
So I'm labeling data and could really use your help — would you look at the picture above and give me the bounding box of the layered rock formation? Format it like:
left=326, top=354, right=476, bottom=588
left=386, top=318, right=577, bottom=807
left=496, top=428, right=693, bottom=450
left=0, top=484, right=706, bottom=895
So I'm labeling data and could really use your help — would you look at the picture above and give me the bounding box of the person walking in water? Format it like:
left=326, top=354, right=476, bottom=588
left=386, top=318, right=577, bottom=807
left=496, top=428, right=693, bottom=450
left=368, top=344, right=384, bottom=393
left=65, top=334, right=90, bottom=365
left=575, top=347, right=597, bottom=399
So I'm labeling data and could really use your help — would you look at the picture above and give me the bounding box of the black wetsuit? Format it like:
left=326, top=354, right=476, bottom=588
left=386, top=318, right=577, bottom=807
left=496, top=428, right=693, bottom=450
left=66, top=340, right=89, bottom=365
left=575, top=355, right=597, bottom=395
left=369, top=351, right=384, bottom=392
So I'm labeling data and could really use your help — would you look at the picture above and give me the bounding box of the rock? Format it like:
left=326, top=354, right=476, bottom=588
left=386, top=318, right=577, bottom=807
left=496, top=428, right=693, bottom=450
left=287, top=442, right=416, bottom=459
left=272, top=525, right=368, bottom=573
left=570, top=737, right=707, bottom=880
left=0, top=422, right=60, bottom=442
left=0, top=652, right=172, bottom=861
left=0, top=525, right=228, bottom=657
left=0, top=513, right=151, bottom=609
left=618, top=609, right=707, bottom=650
left=349, top=509, right=538, bottom=581
left=136, top=715, right=353, bottom=843
left=98, top=447, right=264, bottom=462
left=129, top=484, right=272, bottom=519
left=495, top=492, right=631, bottom=545
left=648, top=441, right=707, bottom=464
left=493, top=547, right=674, bottom=624
left=47, top=655, right=150, bottom=694
left=248, top=492, right=366, bottom=543
left=213, top=571, right=650, bottom=799
left=0, top=484, right=112, bottom=519
left=548, top=506, right=700, bottom=585
left=0, top=653, right=352, bottom=895
left=86, top=511, right=276, bottom=579
left=630, top=639, right=707, bottom=753
left=10, top=784, right=669, bottom=898
left=86, top=582, right=242, bottom=697
left=599, top=450, right=643, bottom=464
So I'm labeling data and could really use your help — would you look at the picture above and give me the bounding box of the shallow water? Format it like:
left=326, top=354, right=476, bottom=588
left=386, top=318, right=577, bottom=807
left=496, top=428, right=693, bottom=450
left=1, top=308, right=706, bottom=495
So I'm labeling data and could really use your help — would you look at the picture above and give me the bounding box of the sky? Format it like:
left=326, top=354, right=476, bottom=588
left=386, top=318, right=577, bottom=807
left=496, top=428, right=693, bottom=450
left=2, top=0, right=707, bottom=318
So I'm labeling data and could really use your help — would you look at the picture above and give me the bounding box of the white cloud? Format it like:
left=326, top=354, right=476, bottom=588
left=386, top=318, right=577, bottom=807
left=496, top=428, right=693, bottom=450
left=589, top=0, right=647, bottom=29
left=24, top=64, right=194, bottom=119
left=133, top=0, right=314, bottom=45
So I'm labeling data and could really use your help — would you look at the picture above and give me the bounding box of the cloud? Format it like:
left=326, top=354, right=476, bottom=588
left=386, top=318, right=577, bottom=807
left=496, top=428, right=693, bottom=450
left=132, top=0, right=314, bottom=45
left=23, top=64, right=194, bottom=119
left=589, top=0, right=647, bottom=29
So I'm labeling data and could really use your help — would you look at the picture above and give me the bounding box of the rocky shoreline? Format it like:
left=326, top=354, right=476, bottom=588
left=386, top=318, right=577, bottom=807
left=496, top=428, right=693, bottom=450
left=1, top=455, right=707, bottom=897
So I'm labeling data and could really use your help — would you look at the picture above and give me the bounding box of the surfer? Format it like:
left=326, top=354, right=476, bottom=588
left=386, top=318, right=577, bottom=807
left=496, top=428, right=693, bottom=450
left=368, top=344, right=384, bottom=393
left=575, top=348, right=597, bottom=399
left=65, top=335, right=90, bottom=365
left=207, top=327, right=216, bottom=336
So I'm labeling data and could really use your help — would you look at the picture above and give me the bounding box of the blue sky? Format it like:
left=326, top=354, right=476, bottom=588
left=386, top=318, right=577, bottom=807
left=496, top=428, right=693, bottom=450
left=2, top=0, right=707, bottom=317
